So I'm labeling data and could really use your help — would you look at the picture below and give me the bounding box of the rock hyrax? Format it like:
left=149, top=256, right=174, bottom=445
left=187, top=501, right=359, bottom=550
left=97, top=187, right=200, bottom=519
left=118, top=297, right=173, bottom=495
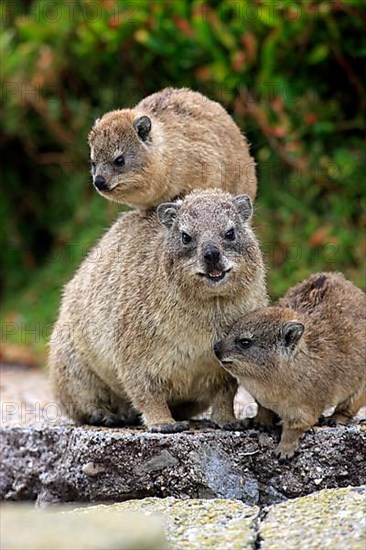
left=214, top=272, right=366, bottom=458
left=88, top=87, right=257, bottom=211
left=49, top=190, right=268, bottom=431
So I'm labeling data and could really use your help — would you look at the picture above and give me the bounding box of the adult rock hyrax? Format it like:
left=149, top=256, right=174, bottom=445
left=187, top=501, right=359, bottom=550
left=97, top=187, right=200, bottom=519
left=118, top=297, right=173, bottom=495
left=214, top=272, right=366, bottom=458
left=49, top=190, right=268, bottom=431
left=88, top=87, right=257, bottom=211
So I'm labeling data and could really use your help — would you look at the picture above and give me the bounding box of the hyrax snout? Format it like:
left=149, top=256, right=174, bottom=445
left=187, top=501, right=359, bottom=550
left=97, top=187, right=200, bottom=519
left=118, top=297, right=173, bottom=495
left=49, top=190, right=268, bottom=432
left=88, top=87, right=257, bottom=210
left=156, top=191, right=259, bottom=294
left=215, top=272, right=366, bottom=459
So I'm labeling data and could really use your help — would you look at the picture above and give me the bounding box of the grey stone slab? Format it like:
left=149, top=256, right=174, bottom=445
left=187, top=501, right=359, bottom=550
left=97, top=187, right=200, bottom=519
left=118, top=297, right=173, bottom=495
left=1, top=422, right=365, bottom=505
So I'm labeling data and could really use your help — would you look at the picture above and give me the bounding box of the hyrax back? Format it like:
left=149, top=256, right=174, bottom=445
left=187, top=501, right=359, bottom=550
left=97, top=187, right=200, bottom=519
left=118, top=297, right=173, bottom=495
left=214, top=272, right=366, bottom=458
left=88, top=88, right=257, bottom=210
left=49, top=190, right=267, bottom=431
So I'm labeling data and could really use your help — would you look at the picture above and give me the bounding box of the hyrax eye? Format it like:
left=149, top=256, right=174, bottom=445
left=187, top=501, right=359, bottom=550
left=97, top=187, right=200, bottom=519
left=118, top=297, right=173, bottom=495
left=238, top=338, right=253, bottom=350
left=181, top=232, right=192, bottom=245
left=114, top=155, right=125, bottom=167
left=225, top=228, right=235, bottom=241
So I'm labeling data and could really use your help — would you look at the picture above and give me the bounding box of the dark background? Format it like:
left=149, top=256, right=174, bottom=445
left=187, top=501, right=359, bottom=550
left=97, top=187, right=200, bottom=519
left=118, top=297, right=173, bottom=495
left=1, top=0, right=365, bottom=363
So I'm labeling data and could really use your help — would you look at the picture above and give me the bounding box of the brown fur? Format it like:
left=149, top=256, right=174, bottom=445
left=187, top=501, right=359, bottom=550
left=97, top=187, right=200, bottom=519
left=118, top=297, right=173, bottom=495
left=49, top=190, right=267, bottom=431
left=88, top=88, right=257, bottom=211
left=215, top=272, right=366, bottom=458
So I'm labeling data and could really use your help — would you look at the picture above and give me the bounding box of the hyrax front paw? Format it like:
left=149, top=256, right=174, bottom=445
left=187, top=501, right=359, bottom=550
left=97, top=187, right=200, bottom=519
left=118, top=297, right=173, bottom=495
left=149, top=421, right=190, bottom=433
left=275, top=442, right=298, bottom=461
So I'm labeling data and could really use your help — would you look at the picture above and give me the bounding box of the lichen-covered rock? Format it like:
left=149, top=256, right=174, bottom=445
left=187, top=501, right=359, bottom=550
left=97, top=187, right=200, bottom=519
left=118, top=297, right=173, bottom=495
left=1, top=422, right=365, bottom=505
left=3, top=491, right=365, bottom=550
left=260, top=486, right=366, bottom=550
left=1, top=504, right=169, bottom=550
left=74, top=498, right=259, bottom=550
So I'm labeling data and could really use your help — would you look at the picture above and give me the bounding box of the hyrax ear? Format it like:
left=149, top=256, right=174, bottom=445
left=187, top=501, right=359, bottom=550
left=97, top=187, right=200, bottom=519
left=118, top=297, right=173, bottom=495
left=156, top=202, right=180, bottom=229
left=93, top=117, right=100, bottom=127
left=233, top=194, right=253, bottom=222
left=282, top=321, right=304, bottom=349
left=133, top=115, right=151, bottom=142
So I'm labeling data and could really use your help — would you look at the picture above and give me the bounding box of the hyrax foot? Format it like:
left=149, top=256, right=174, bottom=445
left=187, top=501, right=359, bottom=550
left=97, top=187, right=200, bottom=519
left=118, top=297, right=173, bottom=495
left=275, top=422, right=310, bottom=460
left=325, top=412, right=354, bottom=425
left=210, top=376, right=238, bottom=427
left=149, top=421, right=190, bottom=434
left=318, top=415, right=337, bottom=427
left=221, top=419, right=249, bottom=431
left=87, top=410, right=132, bottom=428
left=319, top=410, right=356, bottom=427
left=275, top=441, right=299, bottom=461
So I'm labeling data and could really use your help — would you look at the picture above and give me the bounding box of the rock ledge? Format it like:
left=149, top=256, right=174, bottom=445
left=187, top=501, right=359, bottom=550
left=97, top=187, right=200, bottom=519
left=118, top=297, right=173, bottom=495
left=1, top=422, right=365, bottom=505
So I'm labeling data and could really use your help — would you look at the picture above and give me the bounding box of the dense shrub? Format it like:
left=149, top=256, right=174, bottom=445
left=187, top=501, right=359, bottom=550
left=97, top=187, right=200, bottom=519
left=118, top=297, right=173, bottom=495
left=1, top=0, right=365, bottom=357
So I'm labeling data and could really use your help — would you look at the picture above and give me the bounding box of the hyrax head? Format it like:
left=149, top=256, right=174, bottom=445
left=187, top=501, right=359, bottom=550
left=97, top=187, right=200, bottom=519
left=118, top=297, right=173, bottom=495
left=157, top=189, right=257, bottom=296
left=214, top=307, right=305, bottom=379
left=88, top=110, right=154, bottom=206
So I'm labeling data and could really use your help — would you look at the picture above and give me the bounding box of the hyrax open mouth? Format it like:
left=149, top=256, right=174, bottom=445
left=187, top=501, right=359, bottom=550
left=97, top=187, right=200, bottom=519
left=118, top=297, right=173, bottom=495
left=220, top=358, right=233, bottom=365
left=198, top=268, right=232, bottom=283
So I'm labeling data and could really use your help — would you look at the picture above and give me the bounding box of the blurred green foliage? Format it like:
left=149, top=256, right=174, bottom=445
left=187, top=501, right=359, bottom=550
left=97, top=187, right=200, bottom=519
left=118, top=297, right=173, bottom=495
left=1, top=0, right=365, bottom=359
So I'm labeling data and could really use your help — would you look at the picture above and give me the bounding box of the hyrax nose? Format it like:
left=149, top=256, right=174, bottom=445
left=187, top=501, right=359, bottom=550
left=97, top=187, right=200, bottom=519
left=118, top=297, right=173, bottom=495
left=214, top=341, right=223, bottom=360
left=94, top=175, right=107, bottom=191
left=204, top=244, right=221, bottom=265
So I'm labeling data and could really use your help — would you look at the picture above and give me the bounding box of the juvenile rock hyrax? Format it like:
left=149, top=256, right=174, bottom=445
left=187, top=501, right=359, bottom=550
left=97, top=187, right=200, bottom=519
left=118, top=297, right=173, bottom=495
left=214, top=272, right=366, bottom=458
left=49, top=190, right=267, bottom=431
left=88, top=87, right=257, bottom=211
